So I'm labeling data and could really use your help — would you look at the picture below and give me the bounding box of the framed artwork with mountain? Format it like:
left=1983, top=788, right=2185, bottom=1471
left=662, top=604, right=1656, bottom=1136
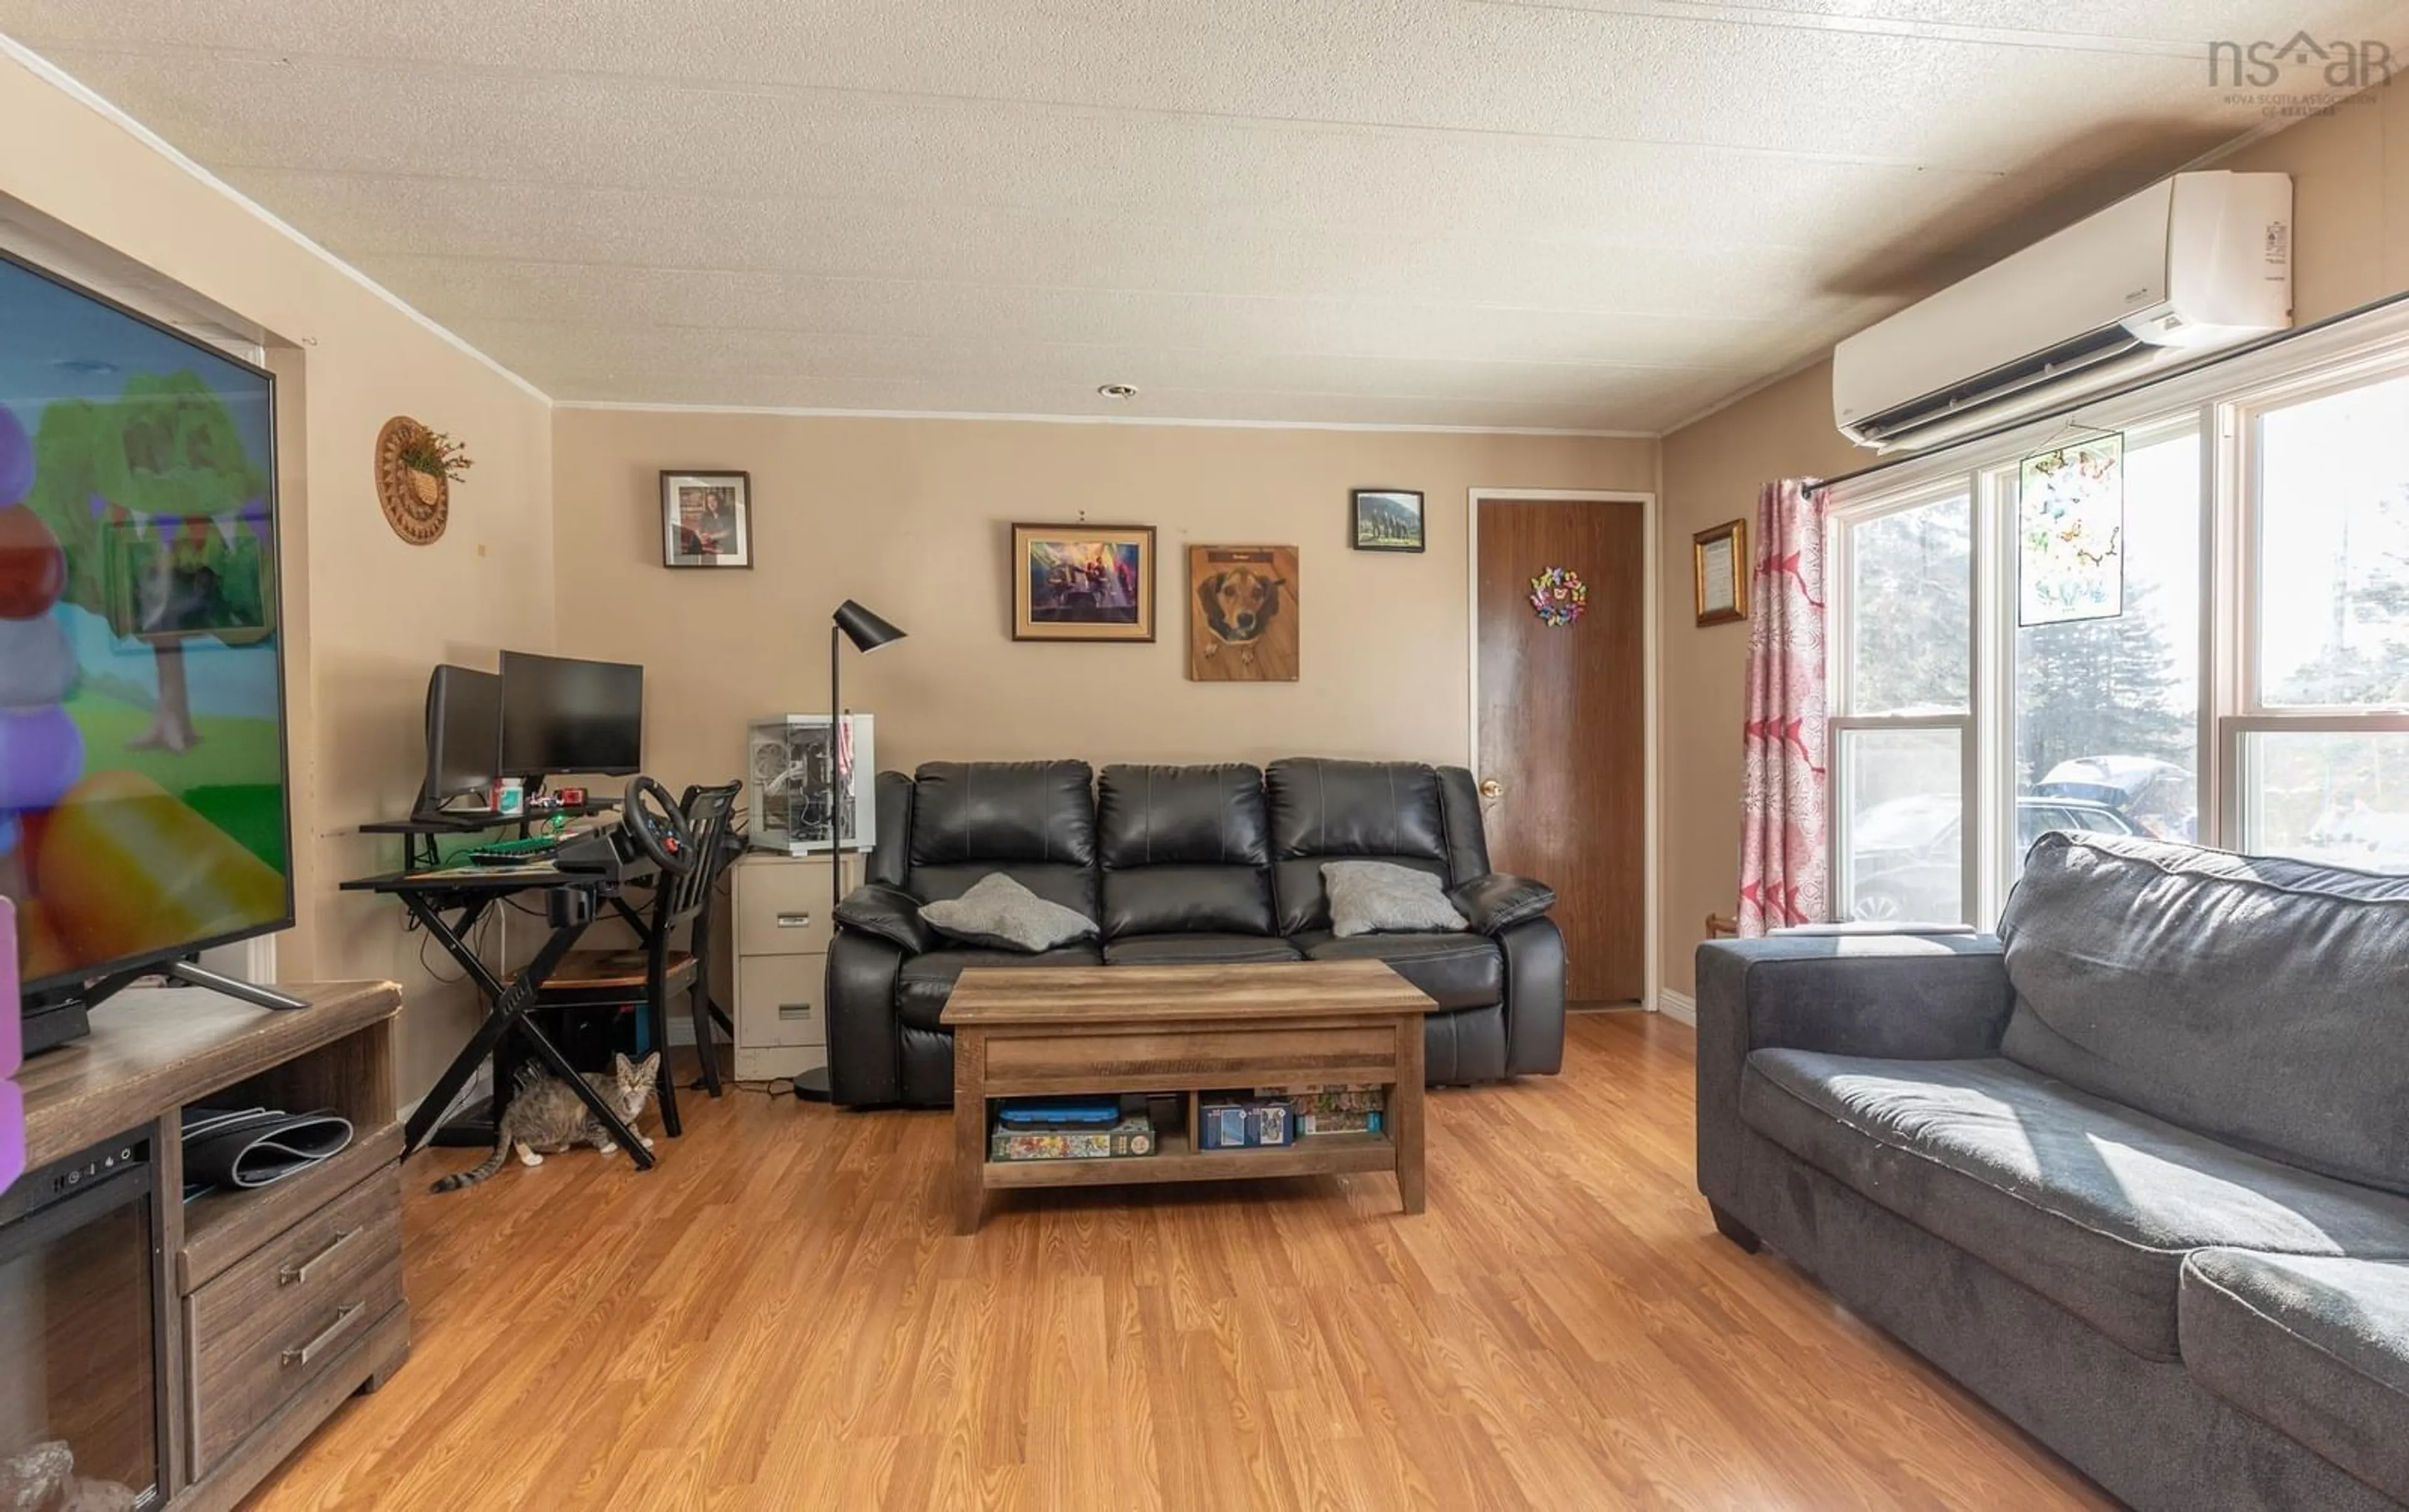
left=1351, top=488, right=1424, bottom=553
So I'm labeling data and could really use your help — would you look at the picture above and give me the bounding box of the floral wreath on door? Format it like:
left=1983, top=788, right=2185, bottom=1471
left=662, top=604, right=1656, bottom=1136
left=1529, top=567, right=1587, bottom=627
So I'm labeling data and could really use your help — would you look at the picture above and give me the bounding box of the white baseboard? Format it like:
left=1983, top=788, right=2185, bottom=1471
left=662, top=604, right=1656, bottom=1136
left=1657, top=989, right=1698, bottom=1026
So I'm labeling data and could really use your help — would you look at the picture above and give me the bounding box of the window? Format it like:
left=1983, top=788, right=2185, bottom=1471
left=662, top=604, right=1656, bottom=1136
left=1846, top=493, right=1970, bottom=715
left=1824, top=306, right=2409, bottom=924
left=2236, top=730, right=2409, bottom=870
left=1835, top=727, right=1964, bottom=923
left=2011, top=425, right=2203, bottom=863
left=1831, top=492, right=1971, bottom=922
left=2233, top=369, right=2409, bottom=872
left=2254, top=374, right=2409, bottom=709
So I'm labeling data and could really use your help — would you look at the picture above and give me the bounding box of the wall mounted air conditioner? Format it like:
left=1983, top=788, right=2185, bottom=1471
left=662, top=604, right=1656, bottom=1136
left=1832, top=171, right=2292, bottom=452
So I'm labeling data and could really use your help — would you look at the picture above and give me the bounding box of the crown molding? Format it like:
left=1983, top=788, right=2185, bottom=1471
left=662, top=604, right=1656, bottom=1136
left=553, top=398, right=1657, bottom=439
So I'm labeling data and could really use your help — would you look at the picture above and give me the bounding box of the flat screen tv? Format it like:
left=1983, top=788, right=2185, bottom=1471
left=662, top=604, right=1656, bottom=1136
left=0, top=249, right=293, bottom=1048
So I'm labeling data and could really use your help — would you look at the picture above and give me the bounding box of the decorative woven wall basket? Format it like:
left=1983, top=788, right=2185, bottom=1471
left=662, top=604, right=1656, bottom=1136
left=376, top=415, right=449, bottom=545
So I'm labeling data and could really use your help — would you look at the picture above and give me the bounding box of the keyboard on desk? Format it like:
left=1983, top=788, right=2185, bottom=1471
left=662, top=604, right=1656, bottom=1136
left=466, top=834, right=561, bottom=867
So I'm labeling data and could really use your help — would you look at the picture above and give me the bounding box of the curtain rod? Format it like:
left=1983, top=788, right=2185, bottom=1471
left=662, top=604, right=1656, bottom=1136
left=1802, top=285, right=2409, bottom=496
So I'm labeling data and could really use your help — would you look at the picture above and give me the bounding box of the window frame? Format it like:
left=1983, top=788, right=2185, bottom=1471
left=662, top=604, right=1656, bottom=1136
left=1827, top=481, right=1980, bottom=925
left=1992, top=409, right=2215, bottom=905
left=2231, top=352, right=2409, bottom=718
left=1826, top=719, right=1976, bottom=924
left=2221, top=714, right=2409, bottom=859
left=1822, top=300, right=2409, bottom=925
left=2223, top=350, right=2409, bottom=862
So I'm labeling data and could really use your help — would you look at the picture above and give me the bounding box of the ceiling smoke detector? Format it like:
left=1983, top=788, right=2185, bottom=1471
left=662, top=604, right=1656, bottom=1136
left=1097, top=383, right=1139, bottom=399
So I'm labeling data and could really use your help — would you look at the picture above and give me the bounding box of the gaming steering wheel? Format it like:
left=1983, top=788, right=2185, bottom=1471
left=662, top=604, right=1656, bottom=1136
left=622, top=776, right=697, bottom=875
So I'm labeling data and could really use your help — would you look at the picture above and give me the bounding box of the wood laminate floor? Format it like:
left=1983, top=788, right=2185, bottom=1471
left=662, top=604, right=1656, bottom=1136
left=246, top=1013, right=2114, bottom=1511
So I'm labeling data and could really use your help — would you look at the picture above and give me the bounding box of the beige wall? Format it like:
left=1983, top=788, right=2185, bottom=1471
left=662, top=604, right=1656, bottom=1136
left=2225, top=85, right=2409, bottom=325
left=1657, top=364, right=1858, bottom=996
left=1, top=50, right=557, bottom=1097
left=1655, top=82, right=2409, bottom=997
left=552, top=410, right=1653, bottom=791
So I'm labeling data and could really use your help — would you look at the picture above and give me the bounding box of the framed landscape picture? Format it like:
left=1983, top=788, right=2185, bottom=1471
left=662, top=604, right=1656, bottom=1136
left=1011, top=523, right=1157, bottom=641
left=1351, top=488, right=1425, bottom=553
left=661, top=471, right=752, bottom=568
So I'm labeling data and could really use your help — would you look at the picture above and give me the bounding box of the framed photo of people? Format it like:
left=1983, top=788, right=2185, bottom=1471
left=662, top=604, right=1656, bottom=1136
left=661, top=470, right=753, bottom=569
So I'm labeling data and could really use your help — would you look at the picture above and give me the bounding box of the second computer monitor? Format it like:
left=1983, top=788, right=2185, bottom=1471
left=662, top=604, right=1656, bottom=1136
left=499, top=651, right=644, bottom=777
left=420, top=665, right=503, bottom=815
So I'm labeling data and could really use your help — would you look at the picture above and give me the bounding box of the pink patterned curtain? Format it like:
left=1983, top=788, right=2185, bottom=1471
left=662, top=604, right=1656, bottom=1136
left=1738, top=479, right=1829, bottom=934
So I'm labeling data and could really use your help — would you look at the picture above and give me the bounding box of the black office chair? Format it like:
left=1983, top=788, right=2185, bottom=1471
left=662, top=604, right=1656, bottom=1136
left=524, top=780, right=740, bottom=1140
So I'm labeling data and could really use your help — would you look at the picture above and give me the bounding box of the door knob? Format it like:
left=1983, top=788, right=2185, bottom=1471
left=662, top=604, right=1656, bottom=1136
left=1479, top=778, right=1503, bottom=799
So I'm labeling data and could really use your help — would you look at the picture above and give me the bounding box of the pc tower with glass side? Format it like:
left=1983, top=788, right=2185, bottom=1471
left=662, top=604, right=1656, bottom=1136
left=747, top=714, right=876, bottom=856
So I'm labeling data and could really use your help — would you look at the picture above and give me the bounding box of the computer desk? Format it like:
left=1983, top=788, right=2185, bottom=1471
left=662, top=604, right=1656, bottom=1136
left=361, top=795, right=624, bottom=873
left=340, top=843, right=661, bottom=1169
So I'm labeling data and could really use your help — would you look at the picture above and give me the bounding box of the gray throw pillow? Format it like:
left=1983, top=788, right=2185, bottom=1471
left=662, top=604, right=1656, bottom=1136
left=919, top=872, right=1098, bottom=953
left=1323, top=860, right=1468, bottom=938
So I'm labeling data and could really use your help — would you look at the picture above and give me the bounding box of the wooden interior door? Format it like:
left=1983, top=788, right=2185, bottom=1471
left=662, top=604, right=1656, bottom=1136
left=1476, top=498, right=1646, bottom=1004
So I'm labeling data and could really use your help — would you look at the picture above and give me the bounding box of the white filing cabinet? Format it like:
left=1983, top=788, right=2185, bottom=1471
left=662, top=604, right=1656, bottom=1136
left=713, top=852, right=854, bottom=1081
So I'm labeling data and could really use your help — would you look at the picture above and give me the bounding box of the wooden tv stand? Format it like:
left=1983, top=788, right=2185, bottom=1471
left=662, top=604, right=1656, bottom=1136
left=17, top=981, right=408, bottom=1511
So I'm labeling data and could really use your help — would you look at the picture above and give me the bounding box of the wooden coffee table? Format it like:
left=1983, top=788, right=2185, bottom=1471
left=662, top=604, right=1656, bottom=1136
left=939, top=959, right=1436, bottom=1233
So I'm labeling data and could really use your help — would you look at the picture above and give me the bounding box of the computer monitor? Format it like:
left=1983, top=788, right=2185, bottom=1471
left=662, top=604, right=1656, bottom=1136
left=417, top=666, right=502, bottom=816
left=499, top=651, right=644, bottom=777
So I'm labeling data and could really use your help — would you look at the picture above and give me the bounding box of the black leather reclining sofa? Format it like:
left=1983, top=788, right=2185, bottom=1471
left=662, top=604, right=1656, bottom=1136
left=823, top=757, right=1566, bottom=1107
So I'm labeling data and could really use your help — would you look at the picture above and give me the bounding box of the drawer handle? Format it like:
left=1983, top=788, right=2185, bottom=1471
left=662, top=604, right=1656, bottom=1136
left=775, top=911, right=814, bottom=929
left=279, top=1227, right=361, bottom=1288
left=282, top=1302, right=365, bottom=1368
left=777, top=1003, right=814, bottom=1021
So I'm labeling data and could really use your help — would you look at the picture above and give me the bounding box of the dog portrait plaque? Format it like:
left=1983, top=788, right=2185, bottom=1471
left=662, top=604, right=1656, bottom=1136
left=1188, top=544, right=1298, bottom=682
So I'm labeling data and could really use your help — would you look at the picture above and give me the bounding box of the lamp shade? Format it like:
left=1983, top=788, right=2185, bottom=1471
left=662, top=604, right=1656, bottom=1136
left=833, top=599, right=906, bottom=652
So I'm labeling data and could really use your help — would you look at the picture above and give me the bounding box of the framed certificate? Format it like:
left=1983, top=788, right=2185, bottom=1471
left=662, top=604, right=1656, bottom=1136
left=1693, top=518, right=1747, bottom=627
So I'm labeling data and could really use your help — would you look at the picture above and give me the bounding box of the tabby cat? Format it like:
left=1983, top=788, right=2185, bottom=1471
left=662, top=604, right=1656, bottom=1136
left=429, top=1052, right=662, bottom=1193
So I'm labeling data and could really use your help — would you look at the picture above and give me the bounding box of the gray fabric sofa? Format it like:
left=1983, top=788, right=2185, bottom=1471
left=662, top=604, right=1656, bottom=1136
left=1697, top=833, right=2409, bottom=1510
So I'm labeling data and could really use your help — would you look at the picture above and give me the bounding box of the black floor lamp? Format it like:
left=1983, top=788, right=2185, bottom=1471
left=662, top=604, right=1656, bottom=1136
left=794, top=598, right=906, bottom=1104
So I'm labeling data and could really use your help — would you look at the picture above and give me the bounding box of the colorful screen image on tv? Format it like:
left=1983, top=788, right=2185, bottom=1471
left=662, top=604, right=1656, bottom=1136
left=0, top=252, right=292, bottom=994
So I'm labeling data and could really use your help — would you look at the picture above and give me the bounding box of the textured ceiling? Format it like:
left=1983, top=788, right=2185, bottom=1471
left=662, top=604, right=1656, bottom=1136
left=3, top=1, right=2403, bottom=430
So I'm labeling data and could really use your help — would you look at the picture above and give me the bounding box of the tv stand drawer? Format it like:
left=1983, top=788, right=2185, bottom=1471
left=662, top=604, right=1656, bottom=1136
left=186, top=1166, right=404, bottom=1474
left=178, top=1123, right=402, bottom=1294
